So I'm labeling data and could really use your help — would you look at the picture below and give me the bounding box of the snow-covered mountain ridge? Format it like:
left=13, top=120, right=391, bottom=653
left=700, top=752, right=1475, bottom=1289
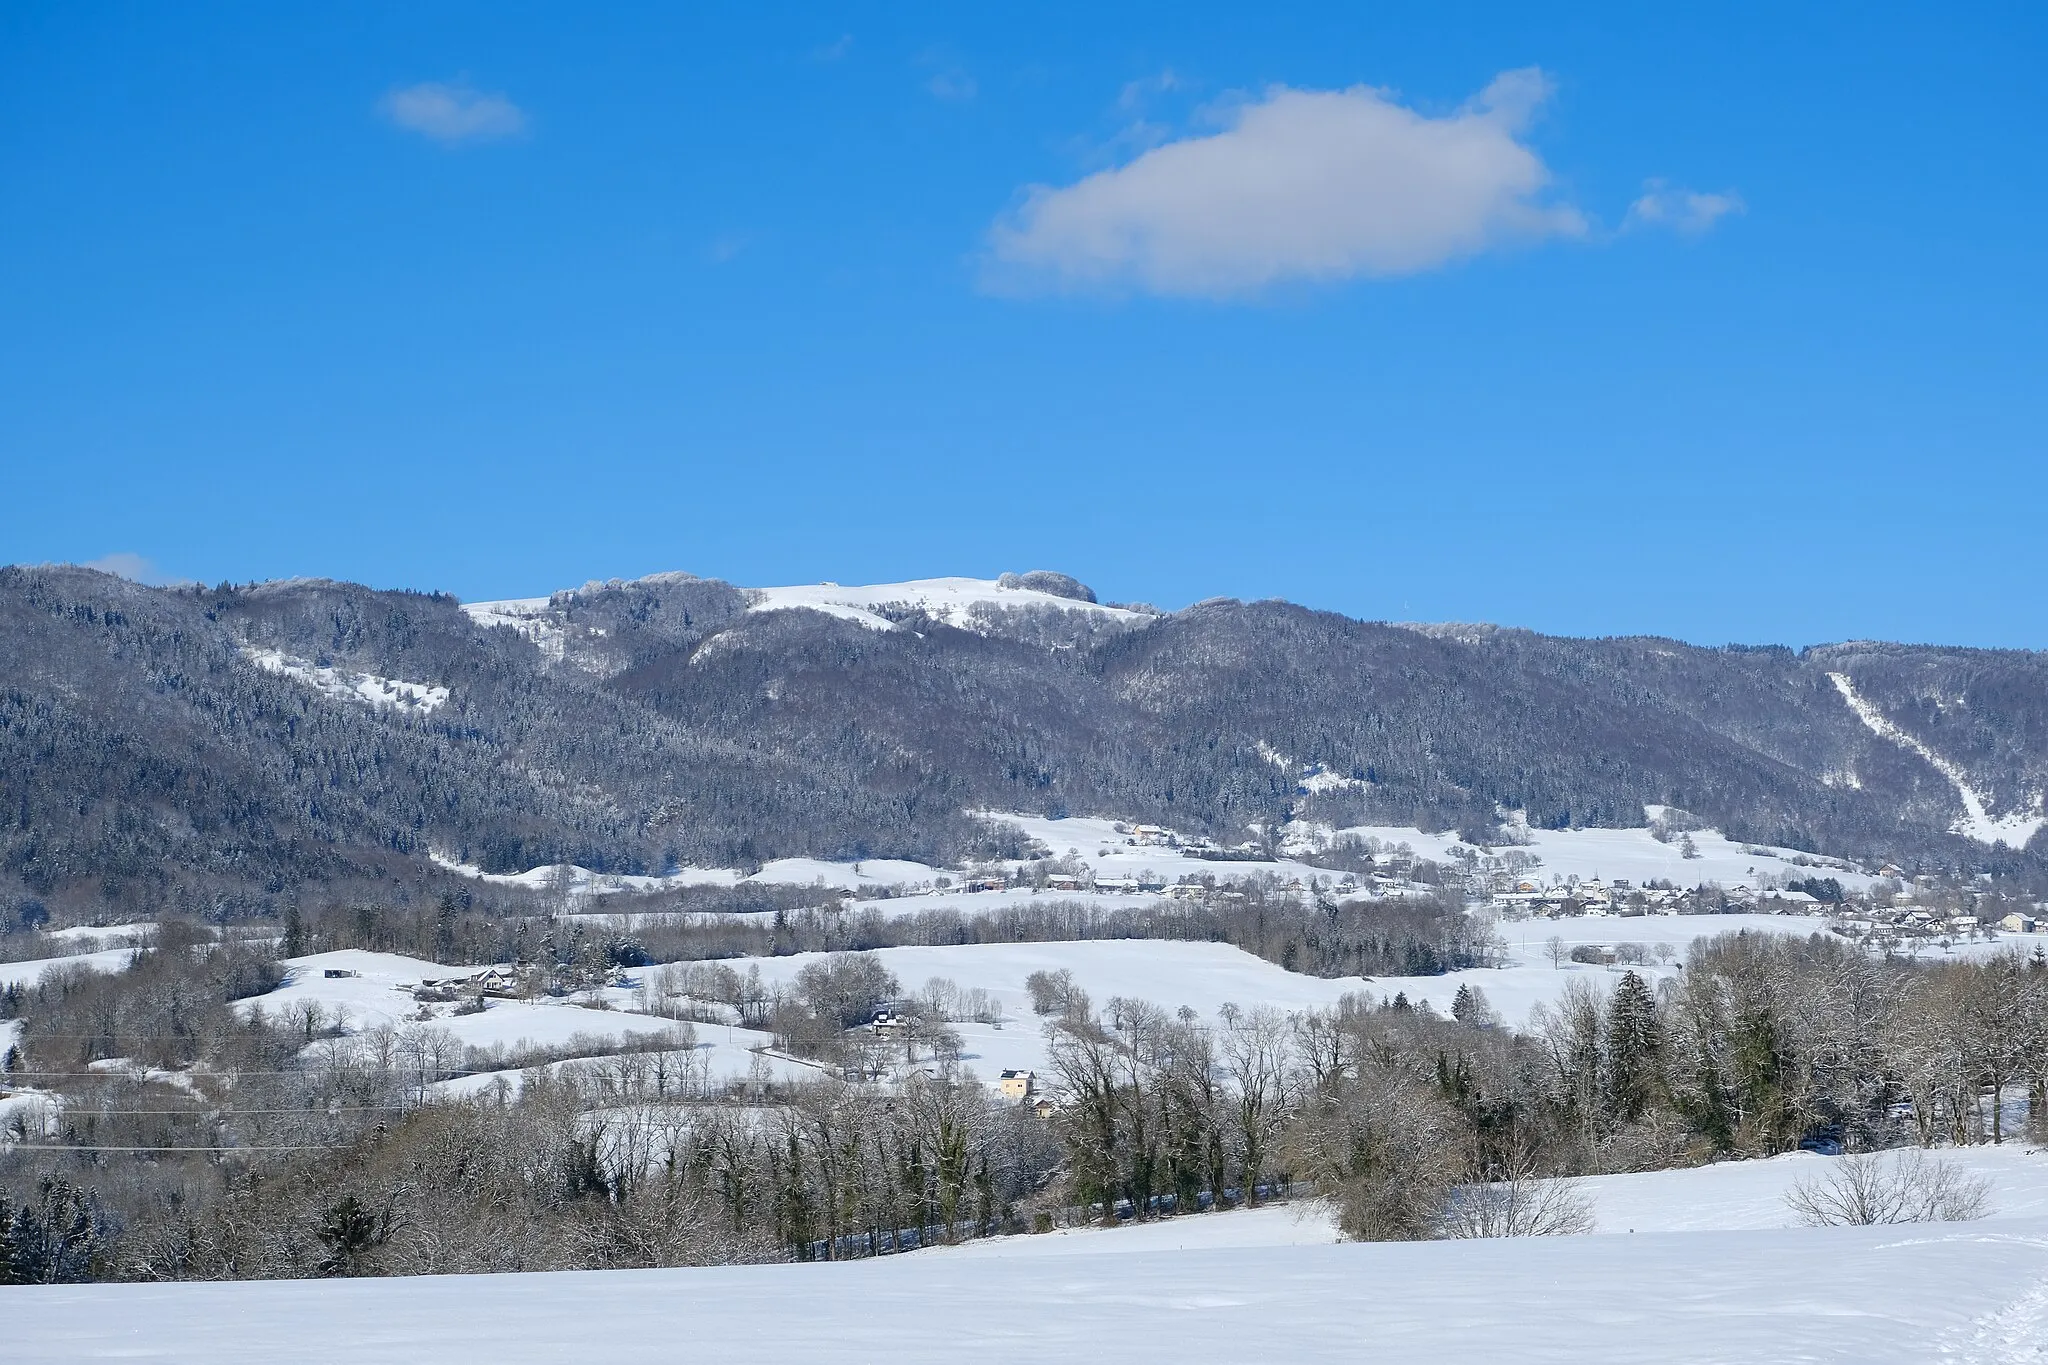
left=4, top=561, right=2045, bottom=924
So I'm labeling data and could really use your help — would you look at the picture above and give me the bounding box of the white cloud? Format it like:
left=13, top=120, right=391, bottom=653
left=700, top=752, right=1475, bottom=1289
left=381, top=80, right=526, bottom=145
left=926, top=69, right=977, bottom=102
left=987, top=69, right=1586, bottom=297
left=80, top=553, right=192, bottom=587
left=1624, top=181, right=1745, bottom=235
left=1117, top=69, right=1184, bottom=113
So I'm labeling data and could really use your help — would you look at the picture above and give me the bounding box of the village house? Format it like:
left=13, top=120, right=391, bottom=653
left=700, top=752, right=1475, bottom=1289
left=998, top=1069, right=1037, bottom=1101
left=2000, top=912, right=2038, bottom=934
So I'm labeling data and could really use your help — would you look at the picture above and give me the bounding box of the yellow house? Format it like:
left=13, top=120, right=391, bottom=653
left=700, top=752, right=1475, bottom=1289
left=999, top=1069, right=1037, bottom=1101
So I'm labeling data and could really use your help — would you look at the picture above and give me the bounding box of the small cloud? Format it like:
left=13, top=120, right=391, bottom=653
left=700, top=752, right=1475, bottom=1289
left=704, top=233, right=748, bottom=264
left=81, top=553, right=193, bottom=587
left=986, top=69, right=1585, bottom=298
left=1624, top=181, right=1744, bottom=235
left=1117, top=69, right=1183, bottom=113
left=381, top=80, right=526, bottom=145
left=812, top=34, right=853, bottom=62
left=926, top=68, right=977, bottom=102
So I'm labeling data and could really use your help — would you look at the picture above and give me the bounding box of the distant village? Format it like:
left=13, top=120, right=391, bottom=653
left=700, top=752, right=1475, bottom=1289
left=915, top=819, right=2048, bottom=956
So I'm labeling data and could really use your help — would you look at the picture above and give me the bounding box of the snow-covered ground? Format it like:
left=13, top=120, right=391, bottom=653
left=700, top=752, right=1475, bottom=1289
left=428, top=1028, right=818, bottom=1099
left=242, top=646, right=448, bottom=715
left=428, top=850, right=945, bottom=896
left=424, top=804, right=1888, bottom=907
left=742, top=576, right=1150, bottom=634
left=40, top=921, right=156, bottom=946
left=1830, top=671, right=2046, bottom=849
left=980, top=811, right=1356, bottom=884
left=236, top=951, right=688, bottom=1054
left=459, top=596, right=566, bottom=662
left=933, top=1142, right=2048, bottom=1252
left=1572, top=1143, right=2048, bottom=1233
left=1316, top=816, right=1876, bottom=894
left=426, top=850, right=742, bottom=893
left=0, top=945, right=143, bottom=990
left=12, top=1208, right=2048, bottom=1363
left=732, top=915, right=1859, bottom=1057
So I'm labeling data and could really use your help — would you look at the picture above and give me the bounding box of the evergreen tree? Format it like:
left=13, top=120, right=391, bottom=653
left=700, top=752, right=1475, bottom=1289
left=1605, top=970, right=1663, bottom=1122
left=0, top=1189, right=14, bottom=1286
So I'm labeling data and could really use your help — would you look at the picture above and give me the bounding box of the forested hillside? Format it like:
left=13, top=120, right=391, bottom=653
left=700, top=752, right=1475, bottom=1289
left=1, top=564, right=2042, bottom=924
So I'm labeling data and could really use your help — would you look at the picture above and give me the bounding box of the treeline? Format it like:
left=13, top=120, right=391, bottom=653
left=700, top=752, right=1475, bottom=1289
left=280, top=882, right=1493, bottom=992
left=1038, top=931, right=2048, bottom=1241
left=7, top=930, right=2048, bottom=1282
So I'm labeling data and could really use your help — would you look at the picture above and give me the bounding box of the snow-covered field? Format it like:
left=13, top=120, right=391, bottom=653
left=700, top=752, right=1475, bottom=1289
left=739, top=915, right=1853, bottom=1059
left=424, top=805, right=1885, bottom=911
left=1571, top=1143, right=2048, bottom=1233
left=937, top=1142, right=2048, bottom=1251
left=1316, top=817, right=1877, bottom=894
left=982, top=811, right=1349, bottom=884
left=428, top=849, right=946, bottom=896
left=741, top=575, right=1151, bottom=633
left=11, top=1202, right=2048, bottom=1362
left=0, top=945, right=143, bottom=990
left=428, top=1028, right=818, bottom=1098
left=40, top=922, right=156, bottom=947
left=242, top=646, right=448, bottom=715
left=235, top=950, right=688, bottom=1054
left=741, top=939, right=1373, bottom=1077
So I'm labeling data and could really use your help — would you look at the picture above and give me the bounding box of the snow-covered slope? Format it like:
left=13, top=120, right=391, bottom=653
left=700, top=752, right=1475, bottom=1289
left=243, top=647, right=449, bottom=715
left=13, top=1212, right=2048, bottom=1363
left=236, top=951, right=687, bottom=1054
left=1308, top=815, right=1877, bottom=893
left=0, top=945, right=144, bottom=990
left=742, top=576, right=1150, bottom=633
left=458, top=596, right=566, bottom=662
left=426, top=851, right=943, bottom=896
left=1830, top=671, right=2046, bottom=848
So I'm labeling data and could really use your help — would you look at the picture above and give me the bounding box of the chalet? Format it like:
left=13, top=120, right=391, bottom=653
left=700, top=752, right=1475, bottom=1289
left=1095, top=876, right=1142, bottom=895
left=998, top=1069, right=1037, bottom=1101
left=1047, top=874, right=1086, bottom=892
left=1030, top=1097, right=1059, bottom=1121
left=1130, top=825, right=1174, bottom=846
left=1168, top=882, right=1206, bottom=901
left=470, top=966, right=525, bottom=998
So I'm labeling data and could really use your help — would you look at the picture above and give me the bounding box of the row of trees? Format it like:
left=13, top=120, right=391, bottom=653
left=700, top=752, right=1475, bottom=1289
left=1030, top=932, right=2048, bottom=1240
left=8, top=928, right=2048, bottom=1280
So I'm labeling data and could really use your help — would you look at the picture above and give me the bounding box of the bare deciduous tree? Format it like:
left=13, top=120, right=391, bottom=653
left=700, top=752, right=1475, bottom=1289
left=1786, top=1149, right=1992, bottom=1226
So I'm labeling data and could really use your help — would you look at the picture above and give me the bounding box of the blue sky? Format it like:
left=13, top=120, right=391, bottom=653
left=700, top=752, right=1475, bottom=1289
left=3, top=3, right=2042, bottom=646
